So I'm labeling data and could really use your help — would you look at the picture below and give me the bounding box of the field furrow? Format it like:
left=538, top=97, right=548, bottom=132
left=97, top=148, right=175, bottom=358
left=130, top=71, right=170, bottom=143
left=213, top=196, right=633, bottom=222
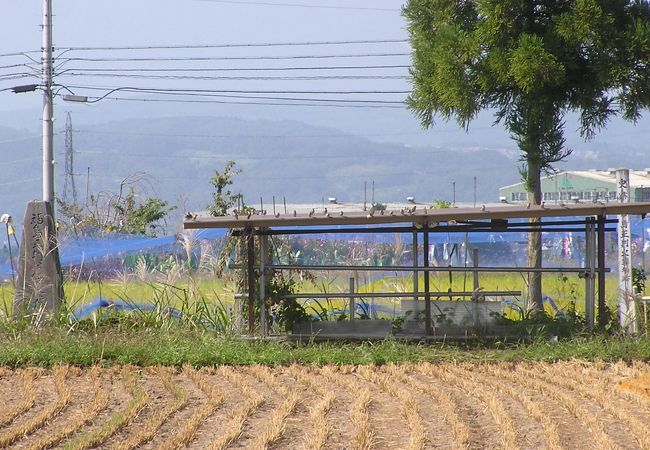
left=64, top=366, right=149, bottom=450
left=388, top=363, right=470, bottom=450
left=495, top=363, right=617, bottom=450
left=472, top=364, right=563, bottom=450
left=284, top=364, right=335, bottom=450
left=0, top=362, right=647, bottom=449
left=520, top=362, right=650, bottom=449
left=208, top=365, right=264, bottom=450
left=0, top=365, right=71, bottom=448
left=412, top=365, right=501, bottom=449
left=425, top=363, right=519, bottom=450
left=0, top=368, right=39, bottom=429
left=360, top=364, right=427, bottom=450
left=26, top=367, right=110, bottom=450
left=321, top=365, right=376, bottom=450
left=111, top=366, right=189, bottom=450
left=247, top=364, right=301, bottom=450
left=158, top=365, right=224, bottom=450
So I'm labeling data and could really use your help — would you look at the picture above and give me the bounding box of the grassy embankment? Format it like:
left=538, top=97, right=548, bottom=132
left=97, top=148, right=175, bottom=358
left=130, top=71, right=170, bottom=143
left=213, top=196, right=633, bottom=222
left=0, top=329, right=649, bottom=368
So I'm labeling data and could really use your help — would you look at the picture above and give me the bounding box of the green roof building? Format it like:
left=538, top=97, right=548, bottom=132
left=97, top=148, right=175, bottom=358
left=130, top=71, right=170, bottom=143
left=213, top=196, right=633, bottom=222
left=499, top=169, right=650, bottom=204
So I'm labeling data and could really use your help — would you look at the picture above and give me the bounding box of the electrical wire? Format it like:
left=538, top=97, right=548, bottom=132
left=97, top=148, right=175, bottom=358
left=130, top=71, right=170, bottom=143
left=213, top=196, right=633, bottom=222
left=56, top=64, right=410, bottom=74
left=59, top=84, right=409, bottom=95
left=68, top=147, right=468, bottom=160
left=56, top=39, right=408, bottom=52
left=73, top=95, right=405, bottom=108
left=57, top=72, right=410, bottom=81
left=0, top=50, right=40, bottom=59
left=57, top=52, right=410, bottom=64
left=69, top=129, right=428, bottom=139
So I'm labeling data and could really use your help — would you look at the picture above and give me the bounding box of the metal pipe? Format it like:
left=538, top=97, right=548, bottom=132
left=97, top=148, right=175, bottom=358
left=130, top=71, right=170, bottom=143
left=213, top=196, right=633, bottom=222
left=246, top=228, right=255, bottom=334
left=424, top=225, right=431, bottom=335
left=585, top=219, right=596, bottom=327
left=286, top=291, right=521, bottom=299
left=412, top=228, right=418, bottom=302
left=259, top=234, right=267, bottom=337
left=597, top=215, right=607, bottom=327
left=232, top=224, right=615, bottom=237
left=349, top=277, right=355, bottom=321
left=239, top=264, right=610, bottom=274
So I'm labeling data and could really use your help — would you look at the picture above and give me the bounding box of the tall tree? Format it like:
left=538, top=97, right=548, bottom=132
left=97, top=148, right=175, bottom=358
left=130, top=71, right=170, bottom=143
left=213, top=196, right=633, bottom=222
left=404, top=0, right=650, bottom=311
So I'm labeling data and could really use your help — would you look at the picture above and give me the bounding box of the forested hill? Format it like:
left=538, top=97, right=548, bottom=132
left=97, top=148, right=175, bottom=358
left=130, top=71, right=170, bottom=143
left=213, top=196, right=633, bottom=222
left=0, top=115, right=647, bottom=227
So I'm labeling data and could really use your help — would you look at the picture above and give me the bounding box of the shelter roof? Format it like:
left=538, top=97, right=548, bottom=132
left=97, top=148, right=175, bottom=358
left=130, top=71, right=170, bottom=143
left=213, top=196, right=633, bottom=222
left=184, top=201, right=650, bottom=230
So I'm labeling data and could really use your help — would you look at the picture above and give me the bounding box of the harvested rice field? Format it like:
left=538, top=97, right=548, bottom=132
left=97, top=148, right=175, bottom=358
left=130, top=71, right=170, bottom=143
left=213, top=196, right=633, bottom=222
left=0, top=362, right=649, bottom=449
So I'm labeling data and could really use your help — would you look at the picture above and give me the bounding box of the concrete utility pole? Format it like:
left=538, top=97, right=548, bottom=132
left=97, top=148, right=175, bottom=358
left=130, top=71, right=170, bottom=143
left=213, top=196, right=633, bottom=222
left=42, top=0, right=55, bottom=203
left=13, top=0, right=63, bottom=318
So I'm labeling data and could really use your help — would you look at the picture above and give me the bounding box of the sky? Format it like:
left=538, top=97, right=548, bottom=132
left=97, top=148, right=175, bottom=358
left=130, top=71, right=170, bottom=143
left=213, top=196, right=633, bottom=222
left=0, top=1, right=647, bottom=149
left=0, top=1, right=409, bottom=110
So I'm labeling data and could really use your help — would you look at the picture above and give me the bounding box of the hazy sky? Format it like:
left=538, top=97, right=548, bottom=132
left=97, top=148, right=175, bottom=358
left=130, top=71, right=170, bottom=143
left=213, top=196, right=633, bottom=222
left=0, top=1, right=647, bottom=149
left=0, top=1, right=408, bottom=109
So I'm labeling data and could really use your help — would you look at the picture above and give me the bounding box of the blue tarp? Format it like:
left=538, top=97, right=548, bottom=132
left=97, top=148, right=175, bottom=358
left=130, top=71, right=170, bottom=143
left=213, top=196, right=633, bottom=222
left=1, top=215, right=648, bottom=279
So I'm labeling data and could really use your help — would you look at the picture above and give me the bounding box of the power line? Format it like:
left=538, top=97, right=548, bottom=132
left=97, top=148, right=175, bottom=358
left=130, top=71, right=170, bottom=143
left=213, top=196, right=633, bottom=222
left=57, top=72, right=410, bottom=81
left=74, top=95, right=404, bottom=108
left=0, top=50, right=40, bottom=58
left=70, top=130, right=427, bottom=139
left=59, top=84, right=409, bottom=95
left=69, top=148, right=468, bottom=161
left=0, top=63, right=35, bottom=70
left=57, top=52, right=410, bottom=64
left=57, top=39, right=407, bottom=52
left=194, top=0, right=400, bottom=12
left=57, top=64, right=410, bottom=74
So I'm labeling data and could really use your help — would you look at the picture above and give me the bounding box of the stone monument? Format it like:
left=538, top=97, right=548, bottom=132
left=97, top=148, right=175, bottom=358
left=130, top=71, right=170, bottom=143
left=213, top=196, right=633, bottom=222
left=13, top=201, right=63, bottom=320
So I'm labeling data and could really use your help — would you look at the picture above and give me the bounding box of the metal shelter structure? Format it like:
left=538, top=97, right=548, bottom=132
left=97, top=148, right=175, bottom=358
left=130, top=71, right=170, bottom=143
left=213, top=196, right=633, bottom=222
left=184, top=202, right=650, bottom=336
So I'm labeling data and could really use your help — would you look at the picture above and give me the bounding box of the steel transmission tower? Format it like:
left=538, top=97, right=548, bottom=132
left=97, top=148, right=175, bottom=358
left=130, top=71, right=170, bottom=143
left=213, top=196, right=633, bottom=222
left=63, top=112, right=77, bottom=204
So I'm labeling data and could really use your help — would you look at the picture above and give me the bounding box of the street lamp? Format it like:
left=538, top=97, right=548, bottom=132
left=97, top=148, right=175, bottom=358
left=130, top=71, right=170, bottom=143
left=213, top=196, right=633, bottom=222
left=0, top=84, right=39, bottom=94
left=62, top=94, right=88, bottom=103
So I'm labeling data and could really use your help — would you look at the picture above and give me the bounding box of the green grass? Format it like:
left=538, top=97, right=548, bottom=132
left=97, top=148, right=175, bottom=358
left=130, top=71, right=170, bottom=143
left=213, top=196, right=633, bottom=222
left=0, top=329, right=649, bottom=368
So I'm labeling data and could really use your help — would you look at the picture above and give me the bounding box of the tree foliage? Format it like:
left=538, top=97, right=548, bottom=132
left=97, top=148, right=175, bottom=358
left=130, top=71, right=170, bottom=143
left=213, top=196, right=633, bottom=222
left=404, top=0, right=650, bottom=173
left=57, top=172, right=175, bottom=237
left=404, top=0, right=650, bottom=310
left=207, top=160, right=244, bottom=217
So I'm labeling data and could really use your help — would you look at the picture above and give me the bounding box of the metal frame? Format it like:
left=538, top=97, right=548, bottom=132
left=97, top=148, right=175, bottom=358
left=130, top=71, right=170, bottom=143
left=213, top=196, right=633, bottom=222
left=184, top=204, right=650, bottom=336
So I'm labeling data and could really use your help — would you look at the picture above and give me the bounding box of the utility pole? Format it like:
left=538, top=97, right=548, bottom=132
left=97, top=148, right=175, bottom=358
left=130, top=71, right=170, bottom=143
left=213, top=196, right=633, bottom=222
left=42, top=0, right=54, bottom=204
left=14, top=0, right=63, bottom=317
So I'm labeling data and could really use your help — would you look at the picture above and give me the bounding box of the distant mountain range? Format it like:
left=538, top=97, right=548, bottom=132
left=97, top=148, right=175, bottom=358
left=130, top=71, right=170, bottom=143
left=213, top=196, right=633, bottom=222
left=0, top=114, right=648, bottom=230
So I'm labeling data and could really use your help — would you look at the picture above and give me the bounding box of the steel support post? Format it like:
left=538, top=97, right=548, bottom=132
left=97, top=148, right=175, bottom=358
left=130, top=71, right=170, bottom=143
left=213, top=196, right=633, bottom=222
left=349, top=278, right=355, bottom=321
left=246, top=228, right=255, bottom=334
left=585, top=218, right=596, bottom=327
left=472, top=248, right=480, bottom=326
left=259, top=234, right=268, bottom=337
left=413, top=228, right=419, bottom=308
left=424, top=225, right=432, bottom=335
left=597, top=215, right=607, bottom=327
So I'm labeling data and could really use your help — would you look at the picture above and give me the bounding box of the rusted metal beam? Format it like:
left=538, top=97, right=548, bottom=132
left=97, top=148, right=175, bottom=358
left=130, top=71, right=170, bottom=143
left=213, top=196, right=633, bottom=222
left=184, top=202, right=650, bottom=229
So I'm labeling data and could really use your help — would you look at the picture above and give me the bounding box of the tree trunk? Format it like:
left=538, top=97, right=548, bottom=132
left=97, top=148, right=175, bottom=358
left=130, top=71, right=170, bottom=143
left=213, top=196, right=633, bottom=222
left=527, top=158, right=544, bottom=312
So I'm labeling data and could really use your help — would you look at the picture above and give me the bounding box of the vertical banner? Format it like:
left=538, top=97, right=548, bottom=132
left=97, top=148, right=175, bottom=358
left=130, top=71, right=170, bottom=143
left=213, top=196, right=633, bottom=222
left=616, top=169, right=637, bottom=333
